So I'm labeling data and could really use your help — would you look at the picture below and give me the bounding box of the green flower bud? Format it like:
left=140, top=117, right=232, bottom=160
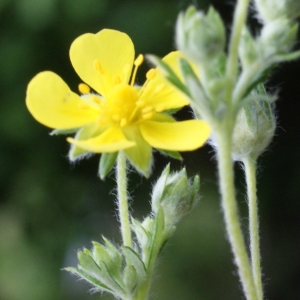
left=239, top=28, right=259, bottom=68
left=231, top=87, right=276, bottom=161
left=260, top=18, right=298, bottom=56
left=151, top=164, right=200, bottom=226
left=176, top=6, right=225, bottom=64
left=254, top=0, right=300, bottom=23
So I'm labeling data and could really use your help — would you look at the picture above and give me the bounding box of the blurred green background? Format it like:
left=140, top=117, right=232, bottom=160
left=0, top=0, right=300, bottom=299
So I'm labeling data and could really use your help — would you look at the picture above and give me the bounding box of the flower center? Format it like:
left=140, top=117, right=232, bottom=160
left=78, top=54, right=164, bottom=128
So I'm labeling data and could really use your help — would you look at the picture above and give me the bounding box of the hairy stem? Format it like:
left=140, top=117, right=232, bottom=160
left=225, top=0, right=250, bottom=104
left=215, top=126, right=257, bottom=300
left=243, top=156, right=263, bottom=300
left=116, top=151, right=132, bottom=248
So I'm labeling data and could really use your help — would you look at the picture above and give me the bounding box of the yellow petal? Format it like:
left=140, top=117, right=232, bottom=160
left=141, top=51, right=189, bottom=110
left=26, top=71, right=99, bottom=129
left=69, top=123, right=108, bottom=160
left=70, top=29, right=135, bottom=96
left=140, top=120, right=211, bottom=151
left=67, top=127, right=135, bottom=153
left=123, top=126, right=152, bottom=177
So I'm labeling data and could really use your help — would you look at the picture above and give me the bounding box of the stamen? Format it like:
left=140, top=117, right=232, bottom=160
left=142, top=112, right=153, bottom=120
left=155, top=104, right=165, bottom=112
left=142, top=106, right=153, bottom=114
left=94, top=60, right=104, bottom=75
left=146, top=68, right=156, bottom=80
left=134, top=54, right=144, bottom=67
left=130, top=54, right=144, bottom=86
left=78, top=83, right=90, bottom=94
left=120, top=118, right=127, bottom=127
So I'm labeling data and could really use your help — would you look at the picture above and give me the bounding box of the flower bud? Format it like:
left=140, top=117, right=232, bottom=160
left=151, top=164, right=200, bottom=226
left=231, top=88, right=276, bottom=161
left=260, top=18, right=298, bottom=56
left=176, top=6, right=225, bottom=64
left=239, top=28, right=259, bottom=68
left=254, top=0, right=300, bottom=23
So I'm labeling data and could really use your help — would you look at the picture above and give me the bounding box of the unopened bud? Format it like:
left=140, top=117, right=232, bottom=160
left=260, top=18, right=298, bottom=56
left=231, top=87, right=276, bottom=161
left=151, top=164, right=200, bottom=226
left=254, top=0, right=300, bottom=23
left=176, top=6, right=225, bottom=64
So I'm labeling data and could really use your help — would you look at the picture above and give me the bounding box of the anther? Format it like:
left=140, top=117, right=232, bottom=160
left=78, top=83, right=90, bottom=94
left=134, top=54, right=144, bottom=67
left=94, top=60, right=104, bottom=74
left=146, top=68, right=156, bottom=80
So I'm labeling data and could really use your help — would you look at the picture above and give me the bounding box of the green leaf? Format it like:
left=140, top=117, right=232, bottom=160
left=123, top=265, right=138, bottom=294
left=65, top=267, right=113, bottom=293
left=122, top=247, right=147, bottom=279
left=78, top=251, right=126, bottom=296
left=98, top=152, right=118, bottom=179
left=146, top=207, right=165, bottom=270
left=131, top=218, right=152, bottom=251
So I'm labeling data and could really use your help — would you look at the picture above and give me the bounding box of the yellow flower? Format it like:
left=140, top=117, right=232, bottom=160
left=26, top=29, right=211, bottom=176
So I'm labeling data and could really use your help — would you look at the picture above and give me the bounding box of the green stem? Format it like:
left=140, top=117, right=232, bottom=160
left=225, top=0, right=250, bottom=104
left=215, top=126, right=257, bottom=300
left=243, top=156, right=263, bottom=300
left=116, top=151, right=132, bottom=248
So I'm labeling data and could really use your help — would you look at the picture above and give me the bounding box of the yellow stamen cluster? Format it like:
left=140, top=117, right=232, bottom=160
left=77, top=54, right=165, bottom=128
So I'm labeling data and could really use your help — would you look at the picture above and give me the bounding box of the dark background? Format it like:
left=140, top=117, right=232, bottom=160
left=0, top=0, right=299, bottom=299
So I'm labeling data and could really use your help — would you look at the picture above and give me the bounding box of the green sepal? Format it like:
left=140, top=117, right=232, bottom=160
left=50, top=128, right=80, bottom=135
left=147, top=54, right=191, bottom=97
left=158, top=149, right=182, bottom=160
left=99, top=152, right=118, bottom=179
left=123, top=128, right=152, bottom=178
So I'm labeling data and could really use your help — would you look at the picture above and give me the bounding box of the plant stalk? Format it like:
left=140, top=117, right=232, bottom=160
left=215, top=126, right=258, bottom=300
left=243, top=156, right=263, bottom=300
left=116, top=151, right=132, bottom=248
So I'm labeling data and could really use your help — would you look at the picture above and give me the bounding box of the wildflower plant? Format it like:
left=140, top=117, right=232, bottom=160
left=26, top=29, right=210, bottom=299
left=25, top=0, right=300, bottom=299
